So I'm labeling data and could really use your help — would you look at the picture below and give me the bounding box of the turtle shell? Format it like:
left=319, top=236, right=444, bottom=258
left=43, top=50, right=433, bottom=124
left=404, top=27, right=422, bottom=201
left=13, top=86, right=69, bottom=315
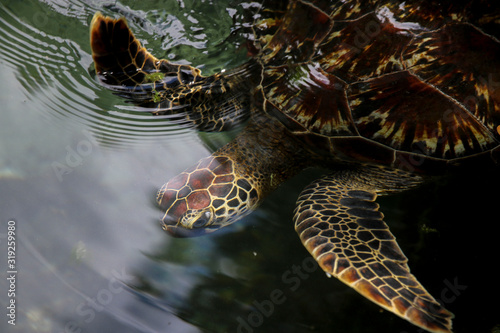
left=253, top=0, right=500, bottom=173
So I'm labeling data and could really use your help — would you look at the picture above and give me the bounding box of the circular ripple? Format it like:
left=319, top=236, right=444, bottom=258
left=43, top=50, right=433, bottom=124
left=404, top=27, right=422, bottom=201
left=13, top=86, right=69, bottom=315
left=0, top=1, right=247, bottom=150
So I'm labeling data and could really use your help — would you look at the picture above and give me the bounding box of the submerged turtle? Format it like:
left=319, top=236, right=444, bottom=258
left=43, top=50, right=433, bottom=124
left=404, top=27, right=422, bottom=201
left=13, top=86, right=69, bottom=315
left=90, top=1, right=500, bottom=332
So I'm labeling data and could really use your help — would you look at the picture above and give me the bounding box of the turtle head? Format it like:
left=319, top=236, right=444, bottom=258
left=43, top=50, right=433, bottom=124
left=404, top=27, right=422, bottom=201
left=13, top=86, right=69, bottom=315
left=157, top=155, right=260, bottom=237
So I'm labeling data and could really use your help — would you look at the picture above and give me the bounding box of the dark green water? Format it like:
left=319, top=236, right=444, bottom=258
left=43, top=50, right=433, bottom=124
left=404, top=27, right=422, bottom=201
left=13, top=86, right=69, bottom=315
left=0, top=1, right=499, bottom=333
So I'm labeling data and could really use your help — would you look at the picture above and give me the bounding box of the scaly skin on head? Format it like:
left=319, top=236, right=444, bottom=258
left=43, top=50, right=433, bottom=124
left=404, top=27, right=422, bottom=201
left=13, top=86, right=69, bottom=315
left=158, top=155, right=260, bottom=236
left=157, top=155, right=259, bottom=236
left=157, top=115, right=309, bottom=237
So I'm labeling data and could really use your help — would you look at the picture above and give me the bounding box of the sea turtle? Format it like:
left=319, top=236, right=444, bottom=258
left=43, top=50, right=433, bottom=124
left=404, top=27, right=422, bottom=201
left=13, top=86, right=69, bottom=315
left=90, top=1, right=500, bottom=332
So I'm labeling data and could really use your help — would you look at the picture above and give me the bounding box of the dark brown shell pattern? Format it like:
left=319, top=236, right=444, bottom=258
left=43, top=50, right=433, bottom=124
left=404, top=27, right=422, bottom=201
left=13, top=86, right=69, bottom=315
left=251, top=0, right=500, bottom=173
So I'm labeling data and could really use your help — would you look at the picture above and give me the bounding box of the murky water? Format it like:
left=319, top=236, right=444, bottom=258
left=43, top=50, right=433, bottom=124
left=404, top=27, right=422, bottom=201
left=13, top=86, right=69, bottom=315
left=0, top=1, right=499, bottom=333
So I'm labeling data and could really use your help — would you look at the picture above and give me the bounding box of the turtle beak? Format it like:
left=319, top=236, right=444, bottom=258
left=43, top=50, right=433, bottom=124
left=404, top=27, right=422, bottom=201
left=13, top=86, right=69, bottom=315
left=160, top=207, right=218, bottom=237
left=161, top=216, right=217, bottom=238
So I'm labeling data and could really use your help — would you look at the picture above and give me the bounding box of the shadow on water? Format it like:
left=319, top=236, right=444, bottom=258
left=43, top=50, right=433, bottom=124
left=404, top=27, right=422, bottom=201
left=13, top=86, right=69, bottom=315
left=0, top=1, right=499, bottom=333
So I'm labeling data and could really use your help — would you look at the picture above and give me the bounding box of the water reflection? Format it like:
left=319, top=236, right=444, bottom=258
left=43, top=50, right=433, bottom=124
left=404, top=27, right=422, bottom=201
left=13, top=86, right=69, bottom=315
left=0, top=1, right=499, bottom=333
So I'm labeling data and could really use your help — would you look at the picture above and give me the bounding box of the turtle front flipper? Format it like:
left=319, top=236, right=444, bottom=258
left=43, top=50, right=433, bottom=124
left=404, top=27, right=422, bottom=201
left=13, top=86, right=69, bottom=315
left=294, top=166, right=453, bottom=333
left=90, top=12, right=256, bottom=131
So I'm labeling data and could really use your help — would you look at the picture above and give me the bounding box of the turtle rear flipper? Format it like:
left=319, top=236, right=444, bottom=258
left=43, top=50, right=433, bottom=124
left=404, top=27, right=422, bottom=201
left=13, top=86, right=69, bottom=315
left=90, top=12, right=255, bottom=131
left=294, top=167, right=454, bottom=333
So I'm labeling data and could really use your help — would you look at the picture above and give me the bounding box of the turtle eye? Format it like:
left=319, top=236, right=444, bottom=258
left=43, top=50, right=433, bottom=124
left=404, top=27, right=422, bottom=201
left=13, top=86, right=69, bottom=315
left=191, top=211, right=213, bottom=228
